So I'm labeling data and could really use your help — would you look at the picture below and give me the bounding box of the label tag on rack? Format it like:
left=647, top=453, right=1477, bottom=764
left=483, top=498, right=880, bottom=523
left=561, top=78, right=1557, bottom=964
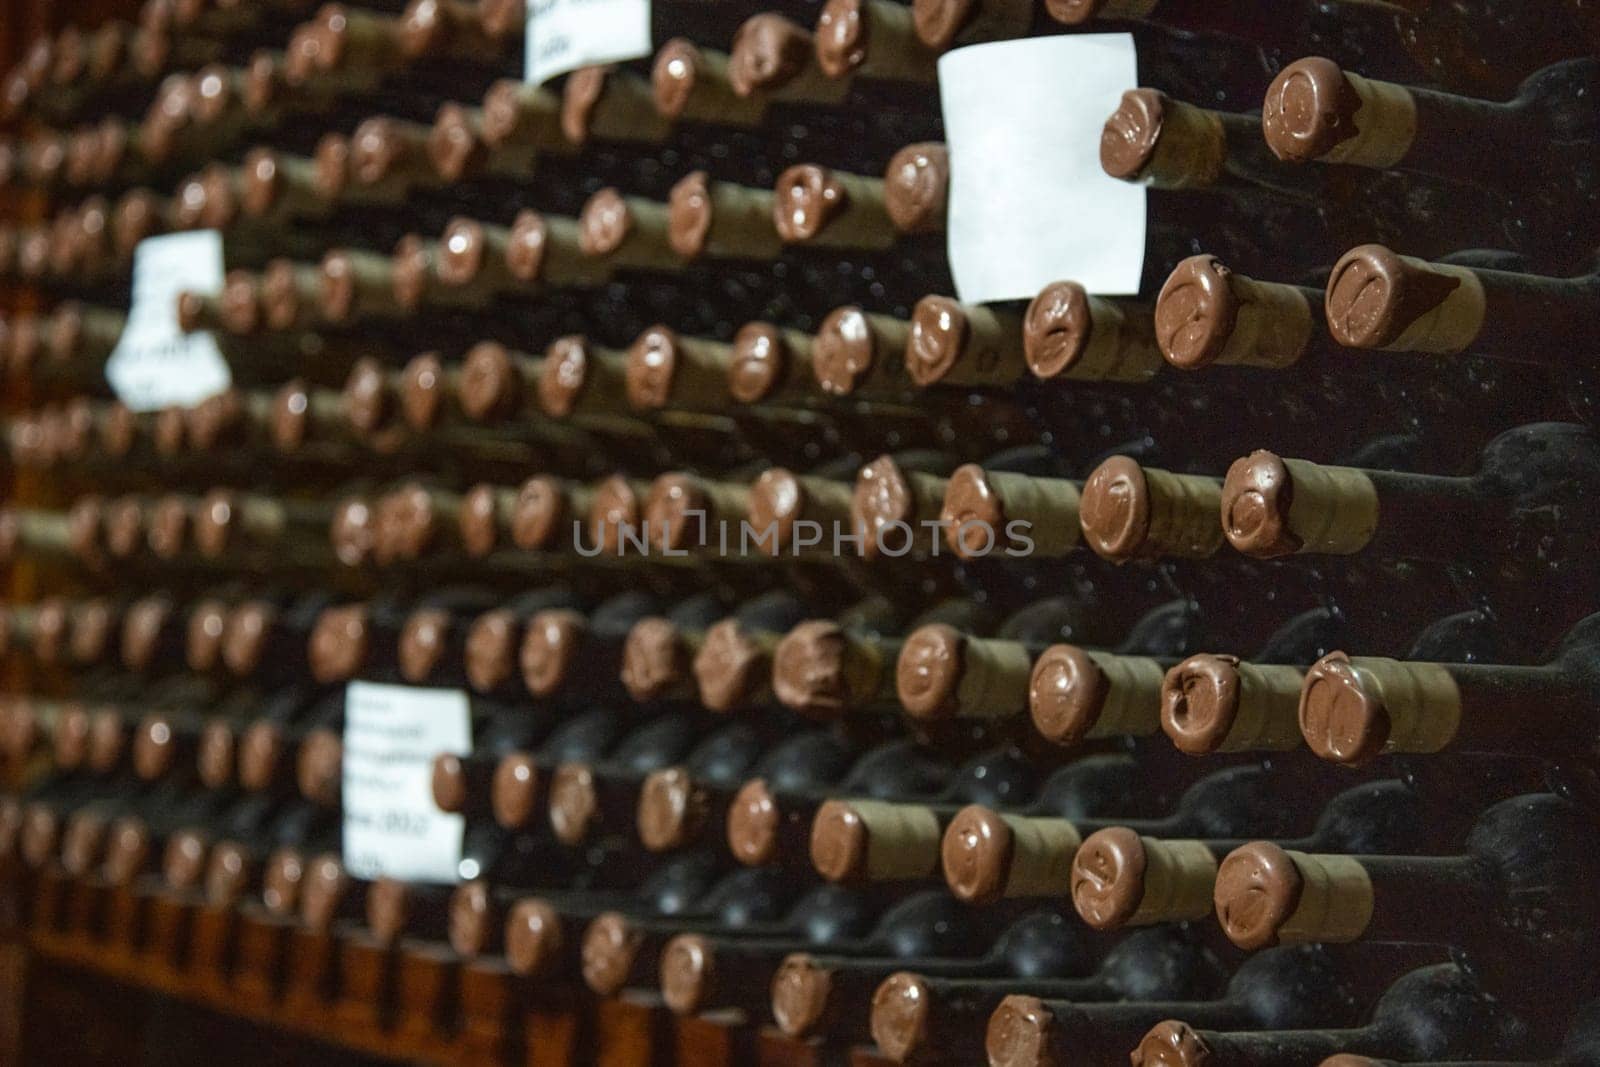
left=939, top=34, right=1146, bottom=303
left=104, top=230, right=233, bottom=411
left=526, top=0, right=652, bottom=85
left=342, top=681, right=472, bottom=884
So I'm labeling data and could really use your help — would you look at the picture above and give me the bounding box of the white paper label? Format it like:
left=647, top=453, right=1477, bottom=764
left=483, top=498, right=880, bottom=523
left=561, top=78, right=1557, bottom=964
left=104, top=230, right=233, bottom=411
left=342, top=681, right=472, bottom=885
left=526, top=0, right=652, bottom=85
left=940, top=35, right=1147, bottom=303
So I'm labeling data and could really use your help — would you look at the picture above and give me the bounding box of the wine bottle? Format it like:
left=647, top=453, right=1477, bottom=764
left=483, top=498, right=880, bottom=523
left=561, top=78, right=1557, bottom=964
left=1294, top=612, right=1600, bottom=765
left=986, top=942, right=1437, bottom=1067
left=1130, top=964, right=1525, bottom=1067
left=872, top=925, right=1227, bottom=1064
left=1211, top=794, right=1600, bottom=978
left=546, top=710, right=717, bottom=844
left=1321, top=244, right=1600, bottom=366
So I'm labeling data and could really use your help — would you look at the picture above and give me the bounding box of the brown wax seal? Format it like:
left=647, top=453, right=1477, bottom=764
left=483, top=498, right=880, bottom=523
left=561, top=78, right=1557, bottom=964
left=661, top=934, right=713, bottom=1014
left=391, top=235, right=433, bottom=311
left=320, top=249, right=363, bottom=324
left=1213, top=842, right=1302, bottom=950
left=645, top=473, right=712, bottom=552
left=239, top=721, right=285, bottom=792
left=986, top=995, right=1055, bottom=1067
left=102, top=817, right=151, bottom=885
left=197, top=720, right=235, bottom=789
left=438, top=216, right=490, bottom=286
left=163, top=829, right=209, bottom=889
left=1100, top=88, right=1166, bottom=181
left=309, top=604, right=369, bottom=683
left=2, top=702, right=37, bottom=763
left=460, top=341, right=520, bottom=422
left=351, top=116, right=412, bottom=186
left=300, top=854, right=348, bottom=931
left=580, top=187, right=632, bottom=256
left=774, top=164, right=847, bottom=243
left=506, top=211, right=550, bottom=282
left=1131, top=1021, right=1213, bottom=1067
left=493, top=752, right=539, bottom=828
left=449, top=880, right=492, bottom=957
left=272, top=379, right=312, bottom=451
left=400, top=607, right=449, bottom=682
left=626, top=326, right=688, bottom=411
left=19, top=804, right=59, bottom=868
left=652, top=40, right=703, bottom=119
left=330, top=497, right=376, bottom=568
left=906, top=295, right=974, bottom=385
left=512, top=476, right=565, bottom=550
left=1071, top=826, right=1148, bottom=929
left=265, top=848, right=307, bottom=914
left=589, top=474, right=641, bottom=553
left=222, top=600, right=274, bottom=677
left=186, top=599, right=228, bottom=672
left=729, top=14, right=813, bottom=97
left=816, top=0, right=871, bottom=77
left=547, top=763, right=598, bottom=844
left=261, top=259, right=308, bottom=332
left=205, top=841, right=252, bottom=906
left=940, top=463, right=1006, bottom=559
left=771, top=954, right=833, bottom=1036
left=1219, top=450, right=1297, bottom=557
left=367, top=877, right=409, bottom=944
left=1323, top=243, right=1462, bottom=350
left=459, top=484, right=499, bottom=558
left=638, top=766, right=702, bottom=851
left=1028, top=644, right=1111, bottom=748
left=814, top=306, right=880, bottom=395
left=400, top=0, right=461, bottom=59
left=581, top=912, right=643, bottom=995
left=244, top=51, right=284, bottom=112
left=1161, top=654, right=1246, bottom=755
left=240, top=147, right=286, bottom=219
left=729, top=321, right=790, bottom=403
left=505, top=897, right=563, bottom=976
left=219, top=270, right=262, bottom=334
left=376, top=481, right=439, bottom=561
left=1154, top=255, right=1239, bottom=369
left=69, top=599, right=116, bottom=665
left=192, top=488, right=238, bottom=559
left=537, top=336, right=593, bottom=417
left=113, top=189, right=163, bottom=258
left=851, top=454, right=914, bottom=558
left=297, top=729, right=343, bottom=806
left=560, top=66, right=608, bottom=145
left=884, top=143, right=948, bottom=233
left=666, top=169, right=713, bottom=259
left=399, top=352, right=447, bottom=430
left=941, top=804, right=1014, bottom=903
left=66, top=497, right=106, bottom=567
left=896, top=623, right=965, bottom=720
left=61, top=811, right=106, bottom=875
left=727, top=778, right=780, bottom=866
left=871, top=972, right=936, bottom=1062
left=53, top=705, right=91, bottom=771
left=133, top=714, right=178, bottom=780
left=312, top=133, right=351, bottom=199
left=621, top=617, right=689, bottom=701
left=694, top=619, right=768, bottom=712
left=34, top=597, right=71, bottom=665
left=773, top=621, right=857, bottom=717
left=1261, top=57, right=1361, bottom=164
left=466, top=609, right=517, bottom=692
left=1080, top=455, right=1156, bottom=561
left=1022, top=281, right=1094, bottom=379
left=146, top=493, right=189, bottom=558
left=748, top=467, right=805, bottom=554
left=430, top=101, right=486, bottom=182
left=520, top=609, right=585, bottom=696
left=1298, top=651, right=1390, bottom=766
left=809, top=799, right=870, bottom=882
left=100, top=404, right=138, bottom=459
left=479, top=0, right=525, bottom=40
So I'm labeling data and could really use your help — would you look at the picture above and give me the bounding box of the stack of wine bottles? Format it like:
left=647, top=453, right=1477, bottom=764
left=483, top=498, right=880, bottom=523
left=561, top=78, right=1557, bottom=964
left=3, top=0, right=1600, bottom=1064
